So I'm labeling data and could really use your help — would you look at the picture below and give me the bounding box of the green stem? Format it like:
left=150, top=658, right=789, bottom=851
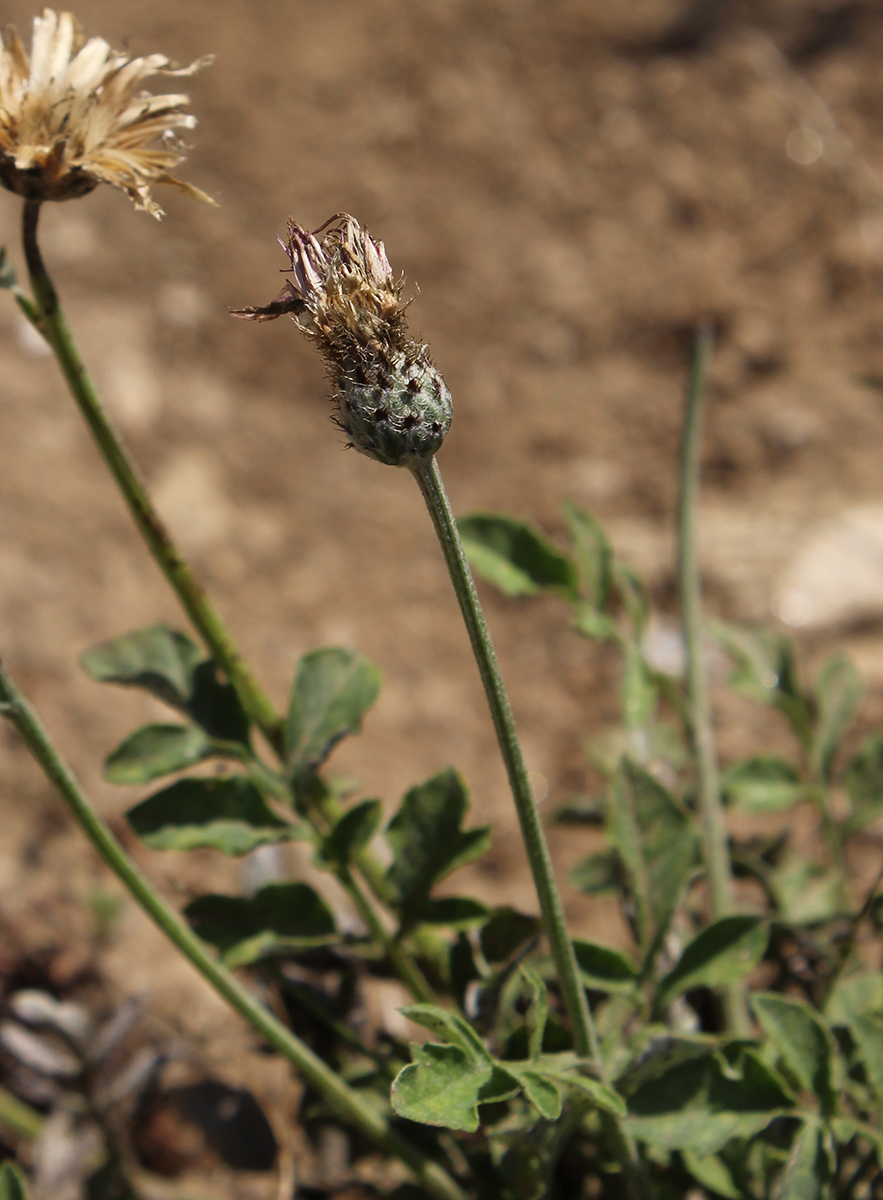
left=0, top=1084, right=44, bottom=1141
left=412, top=459, right=652, bottom=1199
left=677, top=328, right=748, bottom=1035
left=20, top=200, right=283, bottom=755
left=0, top=660, right=465, bottom=1200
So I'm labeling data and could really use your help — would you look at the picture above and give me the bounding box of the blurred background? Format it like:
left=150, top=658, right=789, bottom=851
left=3, top=0, right=883, bottom=1190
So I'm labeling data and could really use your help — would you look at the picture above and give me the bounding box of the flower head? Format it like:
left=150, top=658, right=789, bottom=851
left=232, top=214, right=452, bottom=468
left=0, top=9, right=213, bottom=216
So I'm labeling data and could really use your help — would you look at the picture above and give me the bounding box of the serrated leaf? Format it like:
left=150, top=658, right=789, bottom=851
left=126, top=776, right=295, bottom=856
left=386, top=769, right=491, bottom=915
left=0, top=1164, right=28, bottom=1200
left=844, top=735, right=883, bottom=833
left=813, top=656, right=862, bottom=781
left=286, top=646, right=380, bottom=773
left=572, top=939, right=639, bottom=994
left=399, top=1005, right=490, bottom=1062
left=415, top=897, right=489, bottom=928
left=316, top=798, right=382, bottom=867
left=722, top=757, right=803, bottom=813
left=778, top=1118, right=833, bottom=1200
left=752, top=993, right=836, bottom=1115
left=185, top=882, right=337, bottom=966
left=81, top=624, right=203, bottom=711
left=562, top=501, right=613, bottom=609
left=657, top=916, right=768, bottom=1007
left=479, top=908, right=540, bottom=964
left=104, top=724, right=214, bottom=784
left=606, top=760, right=699, bottom=950
left=390, top=1043, right=492, bottom=1132
left=625, top=1047, right=793, bottom=1154
left=457, top=513, right=578, bottom=599
left=681, top=1150, right=741, bottom=1200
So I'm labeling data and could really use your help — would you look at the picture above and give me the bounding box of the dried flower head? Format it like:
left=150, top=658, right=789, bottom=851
left=0, top=9, right=213, bottom=216
left=232, top=214, right=452, bottom=468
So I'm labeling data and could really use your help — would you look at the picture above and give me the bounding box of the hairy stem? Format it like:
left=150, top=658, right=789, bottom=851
left=412, top=458, right=652, bottom=1199
left=677, top=328, right=749, bottom=1035
left=20, top=200, right=283, bottom=754
left=0, top=660, right=465, bottom=1200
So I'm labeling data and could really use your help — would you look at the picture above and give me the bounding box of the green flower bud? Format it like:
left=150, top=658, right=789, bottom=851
left=231, top=214, right=452, bottom=467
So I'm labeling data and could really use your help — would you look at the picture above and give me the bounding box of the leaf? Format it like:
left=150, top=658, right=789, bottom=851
left=391, top=1043, right=505, bottom=1132
left=572, top=939, right=639, bottom=994
left=849, top=1013, right=883, bottom=1110
left=285, top=647, right=380, bottom=773
left=543, top=1068, right=626, bottom=1116
left=81, top=624, right=203, bottom=712
left=186, top=660, right=250, bottom=744
left=457, top=513, right=578, bottom=599
left=771, top=859, right=843, bottom=925
left=778, top=1118, right=833, bottom=1200
left=606, top=761, right=699, bottom=950
left=316, top=798, right=382, bottom=867
left=562, top=501, right=613, bottom=609
left=656, top=917, right=768, bottom=1007
left=681, top=1150, right=741, bottom=1200
left=722, top=757, right=803, bottom=813
left=184, top=882, right=337, bottom=967
left=625, top=1047, right=793, bottom=1155
left=711, top=622, right=812, bottom=744
left=844, top=735, right=883, bottom=833
left=414, top=897, right=489, bottom=928
left=518, top=967, right=549, bottom=1060
left=510, top=1068, right=562, bottom=1120
left=126, top=776, right=295, bottom=856
left=386, top=769, right=491, bottom=915
left=621, top=644, right=657, bottom=731
left=104, top=724, right=213, bottom=784
left=824, top=970, right=883, bottom=1028
left=612, top=560, right=651, bottom=636
left=570, top=851, right=621, bottom=896
left=0, top=1165, right=28, bottom=1200
left=813, top=656, right=862, bottom=781
left=573, top=605, right=620, bottom=643
left=752, top=993, right=836, bottom=1115
left=479, top=908, right=541, bottom=964
left=399, top=1005, right=490, bottom=1061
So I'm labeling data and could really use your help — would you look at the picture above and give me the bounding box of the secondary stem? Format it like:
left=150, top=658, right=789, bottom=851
left=19, top=200, right=283, bottom=755
left=0, top=660, right=465, bottom=1200
left=676, top=328, right=748, bottom=1035
left=412, top=459, right=653, bottom=1199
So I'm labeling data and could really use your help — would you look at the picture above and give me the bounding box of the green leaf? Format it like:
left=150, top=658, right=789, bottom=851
left=824, top=970, right=883, bottom=1028
left=510, top=1067, right=562, bottom=1120
left=722, top=757, right=803, bottom=813
left=849, top=1013, right=883, bottom=1110
left=104, top=724, right=213, bottom=784
left=844, top=735, right=883, bottom=833
left=621, top=644, right=657, bottom=731
left=541, top=1066, right=626, bottom=1116
left=184, top=882, right=337, bottom=967
left=126, top=776, right=296, bottom=856
left=771, top=859, right=843, bottom=925
left=606, top=761, right=699, bottom=950
left=573, top=939, right=639, bottom=994
left=186, top=660, right=250, bottom=744
left=625, top=1047, right=793, bottom=1155
left=399, top=1005, right=490, bottom=1061
left=813, top=656, right=862, bottom=781
left=391, top=1043, right=510, bottom=1132
left=81, top=624, right=203, bottom=712
left=711, top=622, right=812, bottom=743
left=286, top=646, right=380, bottom=773
left=657, top=916, right=768, bottom=1007
left=612, top=560, right=651, bottom=636
left=479, top=907, right=541, bottom=964
left=457, top=513, right=578, bottom=599
left=562, top=501, right=613, bottom=609
left=570, top=851, right=621, bottom=896
left=414, top=897, right=489, bottom=928
left=386, top=769, right=491, bottom=914
left=778, top=1118, right=833, bottom=1200
left=0, top=1164, right=28, bottom=1200
left=681, top=1150, right=741, bottom=1200
left=316, top=798, right=382, bottom=867
left=752, top=993, right=836, bottom=1115
left=518, top=966, right=549, bottom=1060
left=573, top=605, right=620, bottom=642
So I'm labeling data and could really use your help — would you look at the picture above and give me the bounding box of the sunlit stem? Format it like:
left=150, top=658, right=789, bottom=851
left=0, top=658, right=465, bottom=1200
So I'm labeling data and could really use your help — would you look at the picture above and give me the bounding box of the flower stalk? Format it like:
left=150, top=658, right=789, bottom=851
left=0, top=657, right=465, bottom=1200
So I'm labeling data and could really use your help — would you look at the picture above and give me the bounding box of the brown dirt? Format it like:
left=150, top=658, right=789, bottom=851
left=4, top=0, right=883, bottom=1186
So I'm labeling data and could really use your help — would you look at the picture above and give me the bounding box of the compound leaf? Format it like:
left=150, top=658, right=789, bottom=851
left=391, top=1043, right=494, bottom=1132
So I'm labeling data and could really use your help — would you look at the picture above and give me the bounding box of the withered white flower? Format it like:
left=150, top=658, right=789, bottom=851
left=0, top=8, right=214, bottom=216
